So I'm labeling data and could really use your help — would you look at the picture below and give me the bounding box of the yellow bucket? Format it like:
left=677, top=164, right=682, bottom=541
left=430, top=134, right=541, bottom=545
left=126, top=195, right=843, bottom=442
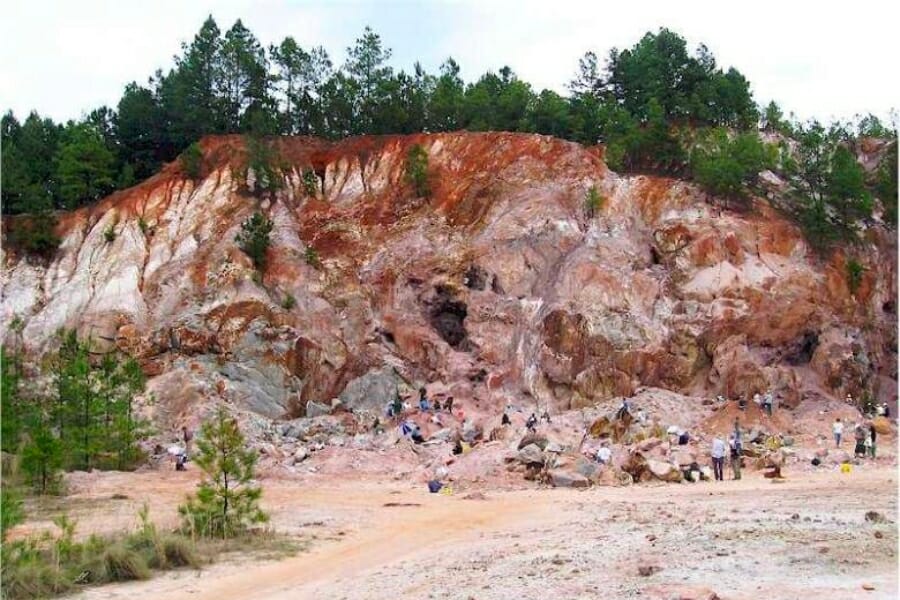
left=840, top=463, right=852, bottom=474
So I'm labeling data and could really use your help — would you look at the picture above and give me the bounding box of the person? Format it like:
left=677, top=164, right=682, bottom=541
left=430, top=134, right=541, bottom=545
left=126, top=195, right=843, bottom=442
left=400, top=420, right=414, bottom=438
left=175, top=452, right=187, bottom=471
left=753, top=392, right=762, bottom=407
left=596, top=443, right=612, bottom=465
left=732, top=418, right=742, bottom=448
left=501, top=412, right=511, bottom=426
left=711, top=436, right=726, bottom=481
left=678, top=430, right=690, bottom=445
left=876, top=403, right=886, bottom=417
left=541, top=409, right=551, bottom=424
left=868, top=422, right=877, bottom=459
left=616, top=398, right=631, bottom=420
left=833, top=418, right=843, bottom=447
left=738, top=396, right=747, bottom=411
left=182, top=426, right=193, bottom=458
left=445, top=396, right=454, bottom=414
left=372, top=416, right=382, bottom=434
left=729, top=434, right=742, bottom=480
left=386, top=401, right=395, bottom=418
left=636, top=408, right=647, bottom=426
left=526, top=413, right=538, bottom=432
left=763, top=392, right=774, bottom=416
left=853, top=424, right=867, bottom=458
left=392, top=393, right=403, bottom=418
left=418, top=388, right=430, bottom=412
left=411, top=424, right=425, bottom=444
left=884, top=402, right=892, bottom=419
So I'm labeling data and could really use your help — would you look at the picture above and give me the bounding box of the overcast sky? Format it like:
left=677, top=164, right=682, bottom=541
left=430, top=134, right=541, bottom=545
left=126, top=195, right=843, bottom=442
left=2, top=0, right=897, bottom=125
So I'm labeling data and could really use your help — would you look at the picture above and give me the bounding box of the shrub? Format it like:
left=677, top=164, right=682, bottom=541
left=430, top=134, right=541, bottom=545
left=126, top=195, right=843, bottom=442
left=235, top=212, right=274, bottom=270
left=405, top=144, right=430, bottom=198
left=583, top=185, right=605, bottom=219
left=103, top=224, right=116, bottom=243
left=138, top=217, right=148, bottom=234
left=691, top=129, right=774, bottom=199
left=846, top=258, right=865, bottom=295
left=304, top=246, right=320, bottom=268
left=281, top=294, right=296, bottom=310
left=302, top=169, right=318, bottom=196
left=6, top=213, right=60, bottom=258
left=178, top=408, right=268, bottom=539
left=102, top=544, right=151, bottom=582
left=180, top=143, right=203, bottom=179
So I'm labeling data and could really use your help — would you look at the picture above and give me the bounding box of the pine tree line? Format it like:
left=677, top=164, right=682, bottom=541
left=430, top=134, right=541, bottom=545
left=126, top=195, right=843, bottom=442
left=1, top=20, right=896, bottom=249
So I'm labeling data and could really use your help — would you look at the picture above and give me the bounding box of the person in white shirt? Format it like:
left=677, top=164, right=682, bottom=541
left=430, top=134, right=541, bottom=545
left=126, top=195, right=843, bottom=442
left=596, top=443, right=612, bottom=465
left=833, top=418, right=844, bottom=447
left=711, top=436, right=727, bottom=481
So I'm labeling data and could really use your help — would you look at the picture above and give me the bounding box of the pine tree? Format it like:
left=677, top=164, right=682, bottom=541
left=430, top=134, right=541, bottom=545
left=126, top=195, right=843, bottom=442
left=55, top=123, right=116, bottom=209
left=235, top=211, right=274, bottom=269
left=178, top=408, right=268, bottom=538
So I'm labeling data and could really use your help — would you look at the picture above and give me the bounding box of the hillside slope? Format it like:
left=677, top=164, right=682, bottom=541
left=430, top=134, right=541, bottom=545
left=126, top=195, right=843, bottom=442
left=1, top=132, right=896, bottom=429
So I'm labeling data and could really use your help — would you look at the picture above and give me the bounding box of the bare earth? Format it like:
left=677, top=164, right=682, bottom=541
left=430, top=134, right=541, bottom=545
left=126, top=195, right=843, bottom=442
left=25, top=466, right=892, bottom=600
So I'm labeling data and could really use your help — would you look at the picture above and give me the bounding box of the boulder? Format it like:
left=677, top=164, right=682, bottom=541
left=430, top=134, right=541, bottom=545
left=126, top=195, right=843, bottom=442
left=622, top=451, right=649, bottom=480
left=592, top=466, right=633, bottom=487
left=518, top=444, right=545, bottom=466
left=574, top=456, right=599, bottom=479
left=461, top=420, right=483, bottom=443
left=549, top=469, right=590, bottom=488
left=545, top=441, right=565, bottom=454
left=293, top=446, right=309, bottom=463
left=429, top=428, right=456, bottom=442
left=672, top=450, right=697, bottom=467
left=636, top=437, right=663, bottom=453
left=647, top=459, right=683, bottom=483
left=517, top=432, right=549, bottom=450
left=828, top=449, right=852, bottom=464
left=337, top=367, right=403, bottom=413
left=306, top=400, right=330, bottom=418
left=871, top=417, right=892, bottom=435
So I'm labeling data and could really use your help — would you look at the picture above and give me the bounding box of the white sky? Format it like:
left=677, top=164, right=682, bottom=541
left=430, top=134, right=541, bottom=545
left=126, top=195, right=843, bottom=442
left=1, top=0, right=897, bottom=125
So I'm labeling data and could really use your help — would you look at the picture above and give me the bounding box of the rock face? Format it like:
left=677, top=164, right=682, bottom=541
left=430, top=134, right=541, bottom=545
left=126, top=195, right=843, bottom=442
left=1, top=132, right=896, bottom=431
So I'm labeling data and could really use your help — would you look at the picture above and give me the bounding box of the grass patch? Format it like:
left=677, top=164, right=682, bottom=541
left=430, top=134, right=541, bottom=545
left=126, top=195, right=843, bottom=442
left=1, top=508, right=304, bottom=599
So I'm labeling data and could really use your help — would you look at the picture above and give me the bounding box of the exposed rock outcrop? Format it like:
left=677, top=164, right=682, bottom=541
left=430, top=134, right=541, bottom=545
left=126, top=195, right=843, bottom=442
left=2, top=132, right=896, bottom=433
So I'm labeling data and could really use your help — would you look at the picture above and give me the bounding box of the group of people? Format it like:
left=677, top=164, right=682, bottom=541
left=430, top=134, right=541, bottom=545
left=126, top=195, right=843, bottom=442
left=833, top=417, right=879, bottom=459
left=386, top=388, right=455, bottom=418
left=709, top=418, right=744, bottom=481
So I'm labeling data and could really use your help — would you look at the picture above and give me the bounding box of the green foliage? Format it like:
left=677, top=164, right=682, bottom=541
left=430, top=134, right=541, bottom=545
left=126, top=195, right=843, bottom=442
left=138, top=217, right=149, bottom=235
left=178, top=408, right=268, bottom=538
left=405, top=144, right=430, bottom=197
left=302, top=169, right=318, bottom=196
left=55, top=123, right=116, bottom=209
left=235, top=212, right=273, bottom=270
left=244, top=136, right=283, bottom=193
left=875, top=141, right=898, bottom=226
left=6, top=213, right=61, bottom=258
left=787, top=121, right=875, bottom=248
left=304, top=246, right=320, bottom=268
left=846, top=258, right=866, bottom=295
left=691, top=129, right=774, bottom=199
left=0, top=506, right=205, bottom=599
left=583, top=185, right=605, bottom=218
left=179, top=142, right=204, bottom=179
left=103, top=224, right=116, bottom=243
left=2, top=330, right=148, bottom=493
left=1, top=459, right=25, bottom=541
left=281, top=294, right=296, bottom=310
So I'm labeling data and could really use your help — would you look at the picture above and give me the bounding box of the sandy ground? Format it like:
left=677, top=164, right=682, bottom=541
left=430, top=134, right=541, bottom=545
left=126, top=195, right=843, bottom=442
left=18, top=465, right=891, bottom=600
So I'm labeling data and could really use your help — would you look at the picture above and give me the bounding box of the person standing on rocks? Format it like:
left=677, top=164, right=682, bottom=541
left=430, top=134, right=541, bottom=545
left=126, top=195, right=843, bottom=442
left=833, top=418, right=843, bottom=447
left=853, top=424, right=867, bottom=458
left=711, top=436, right=726, bottom=481
left=763, top=392, right=774, bottom=416
left=418, top=388, right=431, bottom=412
left=868, top=422, right=877, bottom=458
left=182, top=426, right=193, bottom=458
left=526, top=413, right=538, bottom=432
left=596, top=442, right=612, bottom=465
left=729, top=434, right=742, bottom=480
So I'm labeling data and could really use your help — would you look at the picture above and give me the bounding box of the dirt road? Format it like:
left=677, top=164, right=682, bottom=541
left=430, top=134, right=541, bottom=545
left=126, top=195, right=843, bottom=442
left=64, top=468, right=897, bottom=600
